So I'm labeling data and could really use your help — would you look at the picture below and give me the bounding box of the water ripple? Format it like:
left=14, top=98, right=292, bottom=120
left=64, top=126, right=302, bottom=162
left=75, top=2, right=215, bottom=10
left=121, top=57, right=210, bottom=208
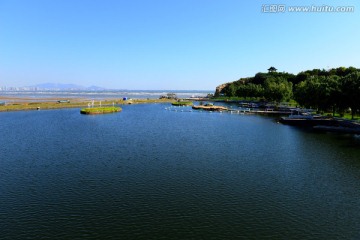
left=1, top=105, right=360, bottom=239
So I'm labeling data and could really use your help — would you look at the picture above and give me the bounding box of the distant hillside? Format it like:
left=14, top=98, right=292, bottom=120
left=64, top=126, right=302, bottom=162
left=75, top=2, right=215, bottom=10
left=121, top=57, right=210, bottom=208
left=87, top=85, right=106, bottom=91
left=30, top=83, right=106, bottom=90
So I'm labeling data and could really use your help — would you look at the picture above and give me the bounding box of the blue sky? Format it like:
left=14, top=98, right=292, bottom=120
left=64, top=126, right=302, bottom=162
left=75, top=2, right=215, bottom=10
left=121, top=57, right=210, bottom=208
left=1, top=0, right=359, bottom=90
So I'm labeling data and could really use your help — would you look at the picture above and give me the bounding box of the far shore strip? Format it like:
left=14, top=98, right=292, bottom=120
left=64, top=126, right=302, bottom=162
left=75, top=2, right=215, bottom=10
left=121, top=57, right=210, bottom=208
left=0, top=96, right=175, bottom=112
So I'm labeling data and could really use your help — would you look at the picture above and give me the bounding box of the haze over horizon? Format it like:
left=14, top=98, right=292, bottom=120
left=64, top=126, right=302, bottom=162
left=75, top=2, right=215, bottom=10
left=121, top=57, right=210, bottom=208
left=11, top=82, right=213, bottom=91
left=1, top=0, right=359, bottom=90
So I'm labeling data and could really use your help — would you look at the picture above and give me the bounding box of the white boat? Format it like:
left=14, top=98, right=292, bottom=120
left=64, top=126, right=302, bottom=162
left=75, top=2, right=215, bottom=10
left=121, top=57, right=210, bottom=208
left=287, top=113, right=313, bottom=119
left=287, top=109, right=314, bottom=119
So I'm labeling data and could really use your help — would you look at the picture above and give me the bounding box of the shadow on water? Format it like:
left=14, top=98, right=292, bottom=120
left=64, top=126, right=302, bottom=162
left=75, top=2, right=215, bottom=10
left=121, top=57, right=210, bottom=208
left=297, top=126, right=360, bottom=148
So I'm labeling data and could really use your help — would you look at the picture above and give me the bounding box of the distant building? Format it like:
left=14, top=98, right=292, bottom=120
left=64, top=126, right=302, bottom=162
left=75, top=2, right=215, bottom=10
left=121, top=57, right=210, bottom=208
left=159, top=93, right=178, bottom=99
left=166, top=93, right=177, bottom=99
left=268, top=66, right=277, bottom=73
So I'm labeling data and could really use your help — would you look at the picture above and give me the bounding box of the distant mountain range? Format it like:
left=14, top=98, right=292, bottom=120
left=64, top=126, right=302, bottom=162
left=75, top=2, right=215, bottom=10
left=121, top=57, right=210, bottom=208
left=29, top=83, right=106, bottom=90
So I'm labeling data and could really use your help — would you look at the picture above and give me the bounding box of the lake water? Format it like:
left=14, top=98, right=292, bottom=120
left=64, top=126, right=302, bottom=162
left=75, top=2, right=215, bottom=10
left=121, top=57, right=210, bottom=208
left=1, top=103, right=360, bottom=239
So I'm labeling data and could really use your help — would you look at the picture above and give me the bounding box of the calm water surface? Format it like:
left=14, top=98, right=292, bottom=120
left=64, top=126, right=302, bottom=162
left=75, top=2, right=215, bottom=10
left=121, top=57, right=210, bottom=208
left=1, top=104, right=360, bottom=239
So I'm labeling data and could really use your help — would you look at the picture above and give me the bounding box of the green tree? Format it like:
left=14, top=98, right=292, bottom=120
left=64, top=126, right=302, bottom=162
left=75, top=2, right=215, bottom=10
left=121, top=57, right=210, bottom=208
left=323, top=75, right=342, bottom=115
left=295, top=75, right=348, bottom=115
left=264, top=77, right=293, bottom=103
left=294, top=78, right=318, bottom=109
left=225, top=84, right=238, bottom=97
left=235, top=83, right=264, bottom=99
left=248, top=83, right=264, bottom=98
left=235, top=84, right=249, bottom=99
left=294, top=76, right=331, bottom=112
left=253, top=73, right=267, bottom=85
left=340, top=72, right=360, bottom=119
left=316, top=76, right=342, bottom=114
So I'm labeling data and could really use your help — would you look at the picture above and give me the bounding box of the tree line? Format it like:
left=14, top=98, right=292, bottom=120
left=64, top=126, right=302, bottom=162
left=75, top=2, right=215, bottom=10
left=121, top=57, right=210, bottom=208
left=216, top=67, right=360, bottom=119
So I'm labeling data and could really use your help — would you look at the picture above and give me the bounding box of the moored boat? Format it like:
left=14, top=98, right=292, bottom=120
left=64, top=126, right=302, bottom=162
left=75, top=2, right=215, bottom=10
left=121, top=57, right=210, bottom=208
left=279, top=111, right=336, bottom=127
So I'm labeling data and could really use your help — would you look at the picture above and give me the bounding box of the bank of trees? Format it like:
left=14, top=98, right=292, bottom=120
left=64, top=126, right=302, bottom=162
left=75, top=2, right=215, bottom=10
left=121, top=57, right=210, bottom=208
left=295, top=72, right=360, bottom=119
left=217, top=67, right=360, bottom=119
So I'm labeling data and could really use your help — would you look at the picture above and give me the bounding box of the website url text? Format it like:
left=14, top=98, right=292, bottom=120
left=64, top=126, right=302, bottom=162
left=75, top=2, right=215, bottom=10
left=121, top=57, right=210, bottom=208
left=262, top=5, right=355, bottom=13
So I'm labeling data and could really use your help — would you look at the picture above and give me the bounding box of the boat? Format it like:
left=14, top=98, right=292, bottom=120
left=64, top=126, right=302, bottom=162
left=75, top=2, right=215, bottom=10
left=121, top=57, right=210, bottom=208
left=279, top=110, right=336, bottom=126
left=286, top=113, right=314, bottom=119
left=239, top=107, right=251, bottom=113
left=286, top=109, right=315, bottom=119
left=57, top=100, right=70, bottom=103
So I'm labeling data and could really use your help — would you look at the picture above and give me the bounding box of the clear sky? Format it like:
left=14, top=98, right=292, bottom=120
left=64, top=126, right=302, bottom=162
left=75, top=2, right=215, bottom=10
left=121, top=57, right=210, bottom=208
left=1, top=0, right=359, bottom=90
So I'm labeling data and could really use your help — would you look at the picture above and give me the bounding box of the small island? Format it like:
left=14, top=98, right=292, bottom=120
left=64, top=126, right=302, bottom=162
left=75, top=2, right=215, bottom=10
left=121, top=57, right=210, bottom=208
left=171, top=101, right=193, bottom=106
left=80, top=106, right=122, bottom=115
left=192, top=105, right=228, bottom=112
